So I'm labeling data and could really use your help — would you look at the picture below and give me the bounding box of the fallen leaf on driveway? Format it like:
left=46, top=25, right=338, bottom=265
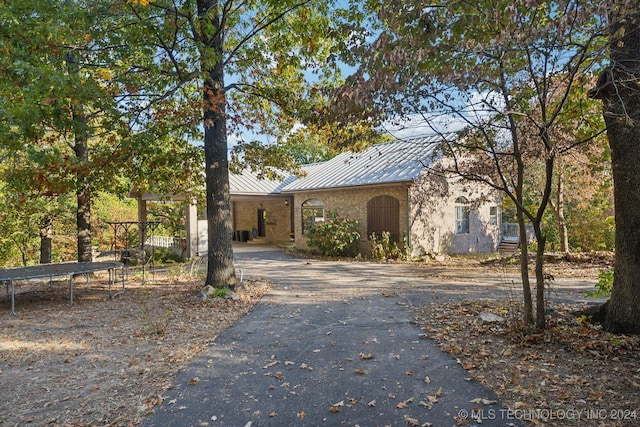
left=359, top=352, right=374, bottom=360
left=396, top=397, right=414, bottom=408
left=470, top=397, right=497, bottom=405
left=419, top=400, right=433, bottom=409
left=354, top=368, right=367, bottom=374
left=403, top=415, right=419, bottom=426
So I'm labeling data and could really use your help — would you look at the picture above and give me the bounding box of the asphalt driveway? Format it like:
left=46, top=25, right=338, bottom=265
left=142, top=245, right=596, bottom=426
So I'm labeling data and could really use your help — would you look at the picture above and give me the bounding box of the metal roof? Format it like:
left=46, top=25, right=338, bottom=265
left=229, top=135, right=445, bottom=195
left=282, top=136, right=441, bottom=192
left=228, top=169, right=296, bottom=195
left=229, top=164, right=320, bottom=195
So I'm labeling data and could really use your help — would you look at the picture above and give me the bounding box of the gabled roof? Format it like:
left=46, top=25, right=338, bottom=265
left=282, top=136, right=441, bottom=192
left=229, top=135, right=444, bottom=195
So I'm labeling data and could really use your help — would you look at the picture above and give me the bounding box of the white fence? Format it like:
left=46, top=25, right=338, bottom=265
left=144, top=236, right=185, bottom=250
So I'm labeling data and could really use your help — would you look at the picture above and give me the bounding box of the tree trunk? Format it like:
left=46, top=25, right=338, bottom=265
left=517, top=202, right=534, bottom=325
left=76, top=188, right=92, bottom=262
left=589, top=5, right=640, bottom=334
left=199, top=0, right=237, bottom=288
left=66, top=51, right=93, bottom=263
left=502, top=76, right=534, bottom=326
left=40, top=217, right=53, bottom=264
left=533, top=224, right=547, bottom=329
left=549, top=167, right=569, bottom=253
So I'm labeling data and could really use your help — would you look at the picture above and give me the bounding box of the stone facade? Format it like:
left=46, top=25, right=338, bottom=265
left=230, top=196, right=293, bottom=244
left=291, top=184, right=411, bottom=254
left=229, top=175, right=501, bottom=255
left=408, top=173, right=501, bottom=255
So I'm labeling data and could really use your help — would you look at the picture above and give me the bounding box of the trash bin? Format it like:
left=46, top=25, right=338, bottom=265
left=240, top=230, right=250, bottom=242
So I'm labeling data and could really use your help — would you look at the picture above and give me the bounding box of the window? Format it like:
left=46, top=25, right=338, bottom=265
left=302, top=198, right=325, bottom=234
left=489, top=206, right=498, bottom=225
left=455, top=197, right=470, bottom=234
left=367, top=195, right=400, bottom=241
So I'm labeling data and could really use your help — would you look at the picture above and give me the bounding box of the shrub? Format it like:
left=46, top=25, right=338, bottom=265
left=305, top=211, right=361, bottom=257
left=586, top=268, right=613, bottom=299
left=370, top=231, right=411, bottom=261
left=149, top=247, right=183, bottom=264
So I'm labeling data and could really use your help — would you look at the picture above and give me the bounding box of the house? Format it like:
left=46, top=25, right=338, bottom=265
left=228, top=136, right=502, bottom=256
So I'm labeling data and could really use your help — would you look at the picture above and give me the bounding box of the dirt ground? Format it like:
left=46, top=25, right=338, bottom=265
left=414, top=252, right=640, bottom=427
left=1, top=252, right=638, bottom=427
left=0, top=269, right=270, bottom=426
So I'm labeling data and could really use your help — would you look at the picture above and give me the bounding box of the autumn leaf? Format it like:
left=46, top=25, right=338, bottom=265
left=354, top=368, right=367, bottom=374
left=419, top=400, right=433, bottom=409
left=359, top=352, right=374, bottom=360
left=470, top=397, right=497, bottom=405
left=404, top=415, right=419, bottom=426
left=329, top=406, right=340, bottom=413
left=297, top=411, right=306, bottom=419
left=396, top=397, right=414, bottom=408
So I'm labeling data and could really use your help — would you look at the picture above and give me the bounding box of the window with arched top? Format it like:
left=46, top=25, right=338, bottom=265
left=367, top=195, right=400, bottom=241
left=455, top=196, right=470, bottom=234
left=302, top=198, right=325, bottom=234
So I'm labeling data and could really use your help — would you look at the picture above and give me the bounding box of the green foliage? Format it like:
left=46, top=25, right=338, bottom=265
left=212, top=287, right=232, bottom=298
left=586, top=268, right=614, bottom=299
left=370, top=231, right=411, bottom=261
left=150, top=248, right=184, bottom=265
left=305, top=211, right=361, bottom=257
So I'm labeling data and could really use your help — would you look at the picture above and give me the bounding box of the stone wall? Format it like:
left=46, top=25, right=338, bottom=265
left=291, top=185, right=411, bottom=254
left=229, top=179, right=501, bottom=255
left=231, top=196, right=293, bottom=244
left=409, top=174, right=501, bottom=255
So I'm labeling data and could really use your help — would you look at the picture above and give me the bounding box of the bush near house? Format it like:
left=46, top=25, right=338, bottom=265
left=370, top=231, right=411, bottom=261
left=305, top=211, right=361, bottom=257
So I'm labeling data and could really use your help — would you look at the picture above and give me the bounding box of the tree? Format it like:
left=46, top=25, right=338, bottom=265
left=1, top=1, right=204, bottom=264
left=0, top=1, right=134, bottom=262
left=124, top=0, right=358, bottom=288
left=517, top=81, right=611, bottom=253
left=589, top=1, right=640, bottom=334
left=336, top=0, right=608, bottom=328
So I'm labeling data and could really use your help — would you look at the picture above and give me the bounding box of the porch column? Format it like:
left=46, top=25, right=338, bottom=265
left=186, top=200, right=198, bottom=259
left=137, top=197, right=147, bottom=249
